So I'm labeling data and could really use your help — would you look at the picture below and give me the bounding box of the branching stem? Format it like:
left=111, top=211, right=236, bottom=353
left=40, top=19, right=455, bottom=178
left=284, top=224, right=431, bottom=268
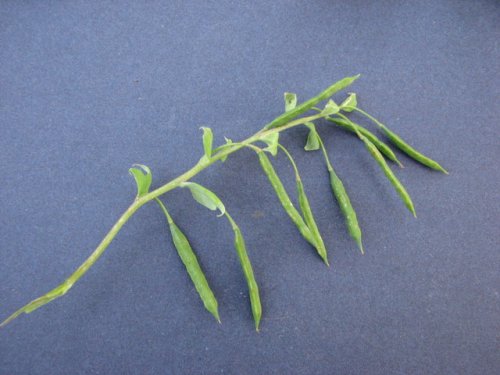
left=1, top=112, right=328, bottom=327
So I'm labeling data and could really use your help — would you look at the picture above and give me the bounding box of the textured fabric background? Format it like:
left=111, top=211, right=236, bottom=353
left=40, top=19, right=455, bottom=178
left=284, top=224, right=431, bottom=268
left=1, top=1, right=498, bottom=374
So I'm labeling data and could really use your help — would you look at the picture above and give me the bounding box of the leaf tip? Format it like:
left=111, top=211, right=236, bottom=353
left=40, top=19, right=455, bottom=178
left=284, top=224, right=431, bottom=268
left=129, top=164, right=152, bottom=197
left=358, top=240, right=365, bottom=255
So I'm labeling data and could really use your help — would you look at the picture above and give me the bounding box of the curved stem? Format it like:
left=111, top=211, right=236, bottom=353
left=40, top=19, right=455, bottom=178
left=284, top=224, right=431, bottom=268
left=154, top=198, right=172, bottom=224
left=344, top=106, right=385, bottom=128
left=277, top=144, right=300, bottom=179
left=0, top=200, right=145, bottom=327
left=315, top=131, right=334, bottom=172
left=1, top=112, right=329, bottom=327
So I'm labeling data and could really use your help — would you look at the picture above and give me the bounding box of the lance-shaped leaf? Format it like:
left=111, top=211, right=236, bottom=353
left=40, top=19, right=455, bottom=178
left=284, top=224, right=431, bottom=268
left=284, top=93, right=320, bottom=152
left=260, top=132, right=279, bottom=156
left=284, top=92, right=297, bottom=112
left=340, top=93, right=357, bottom=112
left=304, top=122, right=320, bottom=151
left=220, top=137, right=233, bottom=162
left=321, top=99, right=340, bottom=116
left=200, top=127, right=214, bottom=158
left=129, top=164, right=152, bottom=198
left=180, top=182, right=225, bottom=217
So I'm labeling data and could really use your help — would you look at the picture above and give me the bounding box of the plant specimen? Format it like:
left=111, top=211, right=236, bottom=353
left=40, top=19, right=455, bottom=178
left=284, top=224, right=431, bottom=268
left=1, top=75, right=447, bottom=331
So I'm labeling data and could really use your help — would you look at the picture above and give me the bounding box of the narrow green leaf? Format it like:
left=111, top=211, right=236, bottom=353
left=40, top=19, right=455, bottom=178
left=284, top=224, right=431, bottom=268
left=201, top=127, right=213, bottom=158
left=321, top=99, right=340, bottom=116
left=220, top=137, right=233, bottom=162
left=284, top=92, right=297, bottom=112
left=340, top=93, right=357, bottom=112
left=304, top=122, right=320, bottom=151
left=180, top=182, right=226, bottom=217
left=260, top=132, right=279, bottom=156
left=129, top=164, right=152, bottom=197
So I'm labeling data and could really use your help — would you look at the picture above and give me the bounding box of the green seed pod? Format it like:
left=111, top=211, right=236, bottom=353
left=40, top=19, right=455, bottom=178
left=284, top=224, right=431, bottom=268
left=264, top=75, right=360, bottom=129
left=379, top=124, right=448, bottom=173
left=332, top=117, right=402, bottom=166
left=328, top=168, right=363, bottom=254
left=321, top=114, right=403, bottom=167
left=256, top=151, right=316, bottom=247
left=358, top=134, right=417, bottom=217
left=169, top=220, right=220, bottom=322
left=226, top=214, right=262, bottom=331
left=296, top=177, right=329, bottom=266
left=157, top=199, right=220, bottom=322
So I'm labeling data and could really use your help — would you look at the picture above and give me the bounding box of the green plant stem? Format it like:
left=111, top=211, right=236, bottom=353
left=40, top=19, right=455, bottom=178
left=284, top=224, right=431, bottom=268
left=343, top=106, right=384, bottom=128
left=1, top=112, right=329, bottom=327
left=0, top=201, right=144, bottom=327
left=316, top=133, right=334, bottom=172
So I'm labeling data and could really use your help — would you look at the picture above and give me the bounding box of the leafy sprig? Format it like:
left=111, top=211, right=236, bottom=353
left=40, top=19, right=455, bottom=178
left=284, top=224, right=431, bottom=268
left=1, top=75, right=447, bottom=330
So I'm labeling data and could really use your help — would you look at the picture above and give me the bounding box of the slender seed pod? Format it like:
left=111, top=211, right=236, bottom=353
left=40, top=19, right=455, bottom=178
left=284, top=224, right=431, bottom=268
left=264, top=75, right=360, bottom=129
left=328, top=167, right=363, bottom=254
left=156, top=199, right=220, bottom=322
left=329, top=117, right=403, bottom=167
left=344, top=106, right=448, bottom=174
left=378, top=124, right=448, bottom=173
left=304, top=124, right=364, bottom=254
left=226, top=213, right=262, bottom=331
left=357, top=134, right=417, bottom=217
left=256, top=151, right=316, bottom=246
left=312, top=109, right=403, bottom=167
left=296, top=178, right=329, bottom=265
left=275, top=144, right=329, bottom=265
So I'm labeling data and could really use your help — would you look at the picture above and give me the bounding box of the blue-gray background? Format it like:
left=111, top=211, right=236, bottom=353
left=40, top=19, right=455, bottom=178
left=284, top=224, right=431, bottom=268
left=1, top=1, right=498, bottom=374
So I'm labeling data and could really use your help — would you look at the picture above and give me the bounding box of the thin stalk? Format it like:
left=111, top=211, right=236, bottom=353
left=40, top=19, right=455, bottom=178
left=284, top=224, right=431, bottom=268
left=277, top=144, right=300, bottom=179
left=0, top=200, right=145, bottom=327
left=316, top=133, right=334, bottom=173
left=344, top=106, right=385, bottom=128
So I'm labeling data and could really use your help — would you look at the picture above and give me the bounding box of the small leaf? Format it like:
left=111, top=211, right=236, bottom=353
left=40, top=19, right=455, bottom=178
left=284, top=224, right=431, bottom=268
left=200, top=127, right=213, bottom=158
left=340, top=93, right=357, bottom=112
left=284, top=92, right=297, bottom=112
left=260, top=132, right=279, bottom=156
left=129, top=164, right=152, bottom=197
left=180, top=182, right=226, bottom=217
left=321, top=99, right=340, bottom=116
left=304, top=122, right=320, bottom=151
left=221, top=137, right=233, bottom=162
